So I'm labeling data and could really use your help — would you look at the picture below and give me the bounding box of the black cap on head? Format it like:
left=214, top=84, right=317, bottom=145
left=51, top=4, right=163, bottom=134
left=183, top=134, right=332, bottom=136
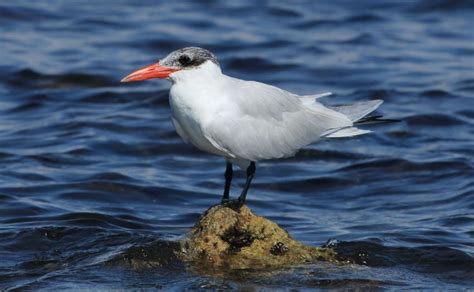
left=160, top=47, right=219, bottom=69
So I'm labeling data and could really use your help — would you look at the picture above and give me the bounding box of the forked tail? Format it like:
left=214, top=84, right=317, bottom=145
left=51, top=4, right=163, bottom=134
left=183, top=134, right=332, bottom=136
left=323, top=100, right=397, bottom=138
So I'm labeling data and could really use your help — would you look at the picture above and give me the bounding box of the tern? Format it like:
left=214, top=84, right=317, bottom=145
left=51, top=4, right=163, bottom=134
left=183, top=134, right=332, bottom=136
left=121, top=47, right=389, bottom=207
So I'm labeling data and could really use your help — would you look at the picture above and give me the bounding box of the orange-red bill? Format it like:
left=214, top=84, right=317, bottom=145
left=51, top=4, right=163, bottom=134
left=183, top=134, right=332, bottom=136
left=120, top=63, right=179, bottom=82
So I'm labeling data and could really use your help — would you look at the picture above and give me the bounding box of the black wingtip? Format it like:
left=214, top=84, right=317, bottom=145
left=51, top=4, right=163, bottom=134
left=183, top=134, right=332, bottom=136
left=354, top=115, right=401, bottom=126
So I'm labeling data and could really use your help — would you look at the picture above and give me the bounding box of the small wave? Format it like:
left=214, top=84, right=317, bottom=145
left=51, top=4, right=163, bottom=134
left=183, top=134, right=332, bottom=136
left=78, top=89, right=167, bottom=104
left=292, top=14, right=383, bottom=30
left=419, top=89, right=454, bottom=98
left=457, top=110, right=474, bottom=120
left=411, top=0, right=474, bottom=12
left=405, top=113, right=465, bottom=127
left=340, top=158, right=472, bottom=174
left=0, top=5, right=62, bottom=22
left=351, top=88, right=402, bottom=100
left=0, top=193, right=15, bottom=202
left=25, top=153, right=91, bottom=167
left=257, top=176, right=356, bottom=193
left=253, top=39, right=294, bottom=49
left=226, top=57, right=297, bottom=73
left=333, top=240, right=474, bottom=285
left=7, top=69, right=115, bottom=89
left=455, top=78, right=474, bottom=93
left=3, top=212, right=153, bottom=230
left=292, top=149, right=368, bottom=161
left=299, top=278, right=400, bottom=289
left=0, top=151, right=16, bottom=160
left=143, top=39, right=191, bottom=53
left=439, top=214, right=474, bottom=228
left=75, top=18, right=120, bottom=28
left=291, top=19, right=339, bottom=29
left=341, top=33, right=374, bottom=45
left=346, top=14, right=384, bottom=23
left=7, top=101, right=45, bottom=113
left=266, top=7, right=301, bottom=18
left=1, top=171, right=51, bottom=182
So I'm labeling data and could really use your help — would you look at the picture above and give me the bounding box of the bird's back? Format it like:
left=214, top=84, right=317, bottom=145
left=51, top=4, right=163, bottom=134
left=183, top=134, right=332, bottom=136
left=203, top=76, right=353, bottom=161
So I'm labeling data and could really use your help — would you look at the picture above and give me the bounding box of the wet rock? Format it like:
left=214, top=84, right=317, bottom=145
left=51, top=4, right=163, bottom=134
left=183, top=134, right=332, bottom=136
left=107, top=240, right=184, bottom=270
left=178, top=203, right=338, bottom=269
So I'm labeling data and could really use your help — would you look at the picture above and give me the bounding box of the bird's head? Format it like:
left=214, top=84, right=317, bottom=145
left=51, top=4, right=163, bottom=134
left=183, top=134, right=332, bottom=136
left=121, top=47, right=219, bottom=82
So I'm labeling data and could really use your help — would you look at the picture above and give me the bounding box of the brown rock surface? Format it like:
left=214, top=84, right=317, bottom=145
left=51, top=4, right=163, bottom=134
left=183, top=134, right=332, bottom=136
left=178, top=203, right=338, bottom=269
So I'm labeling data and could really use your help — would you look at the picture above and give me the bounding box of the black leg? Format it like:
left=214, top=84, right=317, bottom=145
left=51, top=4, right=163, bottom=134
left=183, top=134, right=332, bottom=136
left=237, top=162, right=256, bottom=206
left=221, top=162, right=233, bottom=203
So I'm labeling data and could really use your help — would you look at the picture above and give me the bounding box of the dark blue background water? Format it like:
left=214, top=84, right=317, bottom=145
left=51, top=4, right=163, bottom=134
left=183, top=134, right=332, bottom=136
left=1, top=0, right=473, bottom=290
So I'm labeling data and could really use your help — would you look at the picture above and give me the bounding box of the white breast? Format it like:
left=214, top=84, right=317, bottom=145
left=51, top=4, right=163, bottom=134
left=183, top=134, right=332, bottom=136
left=168, top=61, right=234, bottom=158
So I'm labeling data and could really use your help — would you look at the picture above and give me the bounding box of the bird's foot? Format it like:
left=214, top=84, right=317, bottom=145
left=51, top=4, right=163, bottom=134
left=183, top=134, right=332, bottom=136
left=221, top=198, right=229, bottom=204
left=220, top=199, right=244, bottom=211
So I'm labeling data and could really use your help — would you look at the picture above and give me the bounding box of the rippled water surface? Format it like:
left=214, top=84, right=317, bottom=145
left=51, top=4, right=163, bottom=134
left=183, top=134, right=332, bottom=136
left=1, top=0, right=473, bottom=290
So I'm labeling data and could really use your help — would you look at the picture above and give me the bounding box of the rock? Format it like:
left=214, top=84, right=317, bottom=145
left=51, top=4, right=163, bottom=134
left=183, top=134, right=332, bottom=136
left=110, top=240, right=184, bottom=270
left=178, top=203, right=338, bottom=269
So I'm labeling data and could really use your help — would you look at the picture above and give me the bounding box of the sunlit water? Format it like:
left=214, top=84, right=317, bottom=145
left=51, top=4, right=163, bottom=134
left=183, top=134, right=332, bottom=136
left=0, top=0, right=473, bottom=290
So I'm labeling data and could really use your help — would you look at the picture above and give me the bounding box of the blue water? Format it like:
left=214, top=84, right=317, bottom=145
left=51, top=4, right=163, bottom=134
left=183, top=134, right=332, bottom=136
left=1, top=0, right=473, bottom=290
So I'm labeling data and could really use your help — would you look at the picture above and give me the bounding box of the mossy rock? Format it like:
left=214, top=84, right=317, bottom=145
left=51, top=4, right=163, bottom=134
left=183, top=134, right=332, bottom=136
left=178, top=203, right=338, bottom=269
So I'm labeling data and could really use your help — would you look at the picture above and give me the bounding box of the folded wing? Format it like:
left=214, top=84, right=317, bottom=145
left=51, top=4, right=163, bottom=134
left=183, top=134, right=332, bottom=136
left=204, top=79, right=354, bottom=161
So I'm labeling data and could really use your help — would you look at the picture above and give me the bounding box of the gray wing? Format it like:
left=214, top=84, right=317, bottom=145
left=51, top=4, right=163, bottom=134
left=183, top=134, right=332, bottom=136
left=204, top=79, right=352, bottom=161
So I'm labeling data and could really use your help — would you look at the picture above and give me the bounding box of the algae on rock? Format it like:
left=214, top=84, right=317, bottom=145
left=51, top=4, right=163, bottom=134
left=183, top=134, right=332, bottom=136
left=178, top=203, right=338, bottom=269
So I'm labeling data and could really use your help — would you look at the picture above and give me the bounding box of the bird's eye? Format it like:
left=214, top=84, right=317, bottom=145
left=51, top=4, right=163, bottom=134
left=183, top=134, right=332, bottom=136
left=178, top=55, right=192, bottom=66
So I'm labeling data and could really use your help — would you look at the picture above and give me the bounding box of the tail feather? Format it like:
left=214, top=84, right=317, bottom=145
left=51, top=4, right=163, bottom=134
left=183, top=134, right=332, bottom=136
left=323, top=99, right=389, bottom=139
left=323, top=127, right=371, bottom=138
left=354, top=115, right=400, bottom=125
left=329, top=100, right=383, bottom=122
